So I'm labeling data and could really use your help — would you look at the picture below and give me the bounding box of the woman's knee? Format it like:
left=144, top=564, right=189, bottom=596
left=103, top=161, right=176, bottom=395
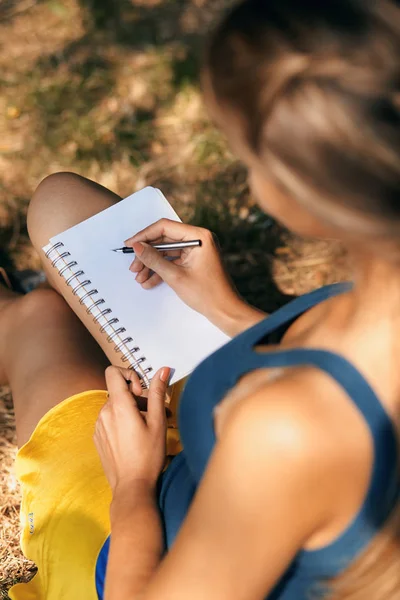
left=27, top=172, right=120, bottom=252
left=27, top=172, right=88, bottom=250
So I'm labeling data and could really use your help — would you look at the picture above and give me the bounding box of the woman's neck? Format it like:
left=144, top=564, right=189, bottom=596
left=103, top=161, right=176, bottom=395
left=346, top=247, right=400, bottom=319
left=307, top=246, right=400, bottom=344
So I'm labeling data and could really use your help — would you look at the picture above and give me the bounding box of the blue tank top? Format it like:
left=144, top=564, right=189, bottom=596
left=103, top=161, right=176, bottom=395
left=96, top=282, right=399, bottom=599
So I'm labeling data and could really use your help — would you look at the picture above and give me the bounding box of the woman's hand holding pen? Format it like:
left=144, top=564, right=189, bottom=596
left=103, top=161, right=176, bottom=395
left=124, top=219, right=265, bottom=337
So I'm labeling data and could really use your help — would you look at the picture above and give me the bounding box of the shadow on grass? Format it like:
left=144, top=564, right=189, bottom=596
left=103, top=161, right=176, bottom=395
left=72, top=108, right=157, bottom=165
left=30, top=52, right=115, bottom=150
left=14, top=0, right=230, bottom=171
left=189, top=177, right=295, bottom=313
left=0, top=0, right=46, bottom=24
left=49, top=0, right=225, bottom=91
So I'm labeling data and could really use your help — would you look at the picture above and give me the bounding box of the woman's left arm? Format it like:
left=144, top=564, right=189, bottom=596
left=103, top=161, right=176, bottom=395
left=94, top=366, right=169, bottom=599
left=105, top=485, right=162, bottom=599
left=96, top=370, right=336, bottom=600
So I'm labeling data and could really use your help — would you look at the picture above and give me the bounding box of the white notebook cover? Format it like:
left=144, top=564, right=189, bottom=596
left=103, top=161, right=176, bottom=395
left=43, top=187, right=230, bottom=385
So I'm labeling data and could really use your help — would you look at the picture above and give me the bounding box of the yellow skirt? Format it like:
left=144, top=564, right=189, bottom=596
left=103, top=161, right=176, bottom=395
left=8, top=385, right=183, bottom=600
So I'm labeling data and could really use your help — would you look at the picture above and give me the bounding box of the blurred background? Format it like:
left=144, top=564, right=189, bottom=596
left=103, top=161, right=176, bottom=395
left=0, top=0, right=349, bottom=595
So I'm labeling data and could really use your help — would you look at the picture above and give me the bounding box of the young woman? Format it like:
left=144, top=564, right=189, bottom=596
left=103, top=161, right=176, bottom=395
left=4, top=1, right=400, bottom=599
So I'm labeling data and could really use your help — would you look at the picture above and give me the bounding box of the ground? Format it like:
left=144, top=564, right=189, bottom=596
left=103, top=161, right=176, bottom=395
left=0, top=1, right=350, bottom=596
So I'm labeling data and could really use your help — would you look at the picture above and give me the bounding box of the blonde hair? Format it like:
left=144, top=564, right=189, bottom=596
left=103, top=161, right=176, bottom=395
left=327, top=504, right=400, bottom=599
left=206, top=0, right=400, bottom=238
left=206, top=1, right=400, bottom=596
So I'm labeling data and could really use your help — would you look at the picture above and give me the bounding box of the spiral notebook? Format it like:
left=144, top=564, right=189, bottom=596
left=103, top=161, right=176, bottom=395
left=42, top=187, right=230, bottom=387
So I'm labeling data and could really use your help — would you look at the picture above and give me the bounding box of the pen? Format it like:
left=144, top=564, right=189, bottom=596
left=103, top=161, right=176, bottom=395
left=112, top=240, right=202, bottom=253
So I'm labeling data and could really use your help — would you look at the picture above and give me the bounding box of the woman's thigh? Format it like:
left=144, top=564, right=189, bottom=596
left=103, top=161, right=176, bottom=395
left=27, top=172, right=130, bottom=369
left=2, top=288, right=109, bottom=447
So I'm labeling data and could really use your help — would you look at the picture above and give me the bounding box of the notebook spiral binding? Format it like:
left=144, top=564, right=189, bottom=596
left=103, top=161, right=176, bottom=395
left=45, top=241, right=152, bottom=388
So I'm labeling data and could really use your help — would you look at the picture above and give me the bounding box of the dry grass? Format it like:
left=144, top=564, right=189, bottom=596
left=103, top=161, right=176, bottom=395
left=0, top=389, right=37, bottom=598
left=0, top=0, right=350, bottom=596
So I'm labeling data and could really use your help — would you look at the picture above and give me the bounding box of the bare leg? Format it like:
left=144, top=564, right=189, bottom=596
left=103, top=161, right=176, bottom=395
left=0, top=173, right=125, bottom=447
left=5, top=172, right=179, bottom=448
left=0, top=286, right=109, bottom=447
left=27, top=172, right=130, bottom=369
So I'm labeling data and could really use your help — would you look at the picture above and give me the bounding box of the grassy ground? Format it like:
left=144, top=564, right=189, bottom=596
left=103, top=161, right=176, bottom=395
left=0, top=0, right=350, bottom=596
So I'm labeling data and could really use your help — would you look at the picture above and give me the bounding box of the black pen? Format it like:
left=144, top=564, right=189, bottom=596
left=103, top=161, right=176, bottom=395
left=112, top=240, right=202, bottom=253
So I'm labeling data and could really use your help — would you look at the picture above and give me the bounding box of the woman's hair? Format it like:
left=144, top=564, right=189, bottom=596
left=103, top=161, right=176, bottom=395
left=205, top=0, right=400, bottom=237
left=206, top=1, right=400, bottom=598
left=325, top=506, right=400, bottom=599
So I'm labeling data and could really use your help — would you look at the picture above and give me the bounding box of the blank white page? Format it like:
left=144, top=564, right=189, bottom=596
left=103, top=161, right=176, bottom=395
left=44, top=187, right=229, bottom=384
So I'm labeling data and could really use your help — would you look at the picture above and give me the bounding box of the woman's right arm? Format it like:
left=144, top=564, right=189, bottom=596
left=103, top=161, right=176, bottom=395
left=124, top=219, right=266, bottom=337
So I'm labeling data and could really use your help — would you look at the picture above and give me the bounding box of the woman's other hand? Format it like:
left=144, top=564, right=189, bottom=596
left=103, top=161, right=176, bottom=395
left=94, top=366, right=170, bottom=496
left=125, top=219, right=265, bottom=336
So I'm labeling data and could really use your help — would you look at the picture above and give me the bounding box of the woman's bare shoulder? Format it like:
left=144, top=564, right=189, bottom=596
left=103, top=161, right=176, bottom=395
left=215, top=365, right=373, bottom=549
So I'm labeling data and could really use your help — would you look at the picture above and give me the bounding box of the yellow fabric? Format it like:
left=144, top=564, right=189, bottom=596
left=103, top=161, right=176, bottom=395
left=9, top=385, right=184, bottom=600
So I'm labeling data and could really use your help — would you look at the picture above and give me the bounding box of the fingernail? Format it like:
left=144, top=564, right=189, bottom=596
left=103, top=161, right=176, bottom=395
left=132, top=242, right=144, bottom=256
left=160, top=367, right=171, bottom=382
